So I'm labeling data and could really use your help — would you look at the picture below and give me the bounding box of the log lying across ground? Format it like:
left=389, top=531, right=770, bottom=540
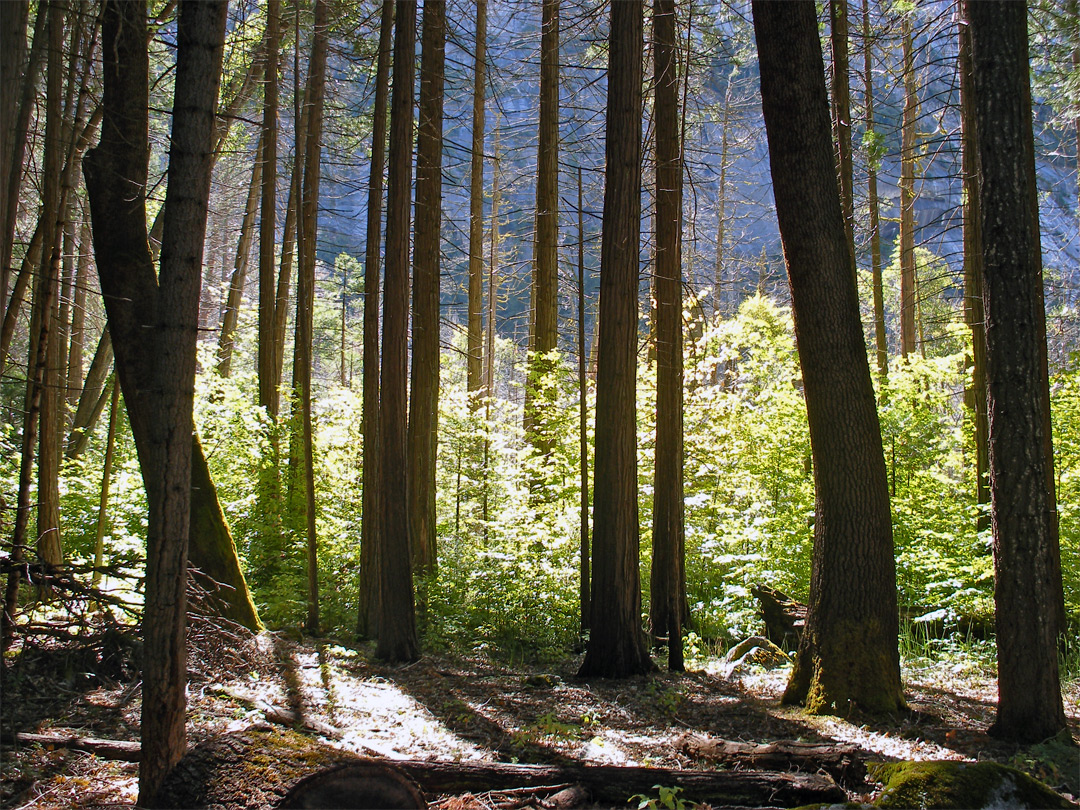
left=156, top=726, right=848, bottom=808
left=677, top=732, right=866, bottom=787
left=1, top=731, right=142, bottom=761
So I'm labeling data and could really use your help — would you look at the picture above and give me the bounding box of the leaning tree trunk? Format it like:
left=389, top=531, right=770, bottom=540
left=753, top=0, right=904, bottom=716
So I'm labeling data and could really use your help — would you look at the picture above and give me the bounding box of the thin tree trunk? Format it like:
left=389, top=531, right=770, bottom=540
left=650, top=0, right=684, bottom=673
left=899, top=15, right=917, bottom=359
left=524, top=0, right=560, bottom=453
left=715, top=74, right=733, bottom=321
left=92, top=376, right=121, bottom=589
left=292, top=0, right=329, bottom=636
left=358, top=0, right=393, bottom=641
left=830, top=0, right=855, bottom=279
left=862, top=0, right=887, bottom=379
left=217, top=132, right=263, bottom=377
left=376, top=0, right=419, bottom=664
left=66, top=327, right=113, bottom=458
left=957, top=0, right=989, bottom=532
left=408, top=0, right=445, bottom=578
left=259, top=0, right=281, bottom=419
left=577, top=166, right=590, bottom=633
left=577, top=0, right=653, bottom=679
left=66, top=219, right=91, bottom=415
left=466, top=0, right=487, bottom=402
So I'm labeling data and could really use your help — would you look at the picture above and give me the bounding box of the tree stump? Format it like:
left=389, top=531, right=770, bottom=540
left=751, top=585, right=806, bottom=650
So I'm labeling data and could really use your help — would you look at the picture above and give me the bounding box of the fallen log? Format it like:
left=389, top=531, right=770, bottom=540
left=1, top=731, right=141, bottom=761
left=677, top=733, right=865, bottom=787
left=156, top=727, right=848, bottom=809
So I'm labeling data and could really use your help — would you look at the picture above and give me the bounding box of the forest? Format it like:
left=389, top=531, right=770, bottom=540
left=0, top=0, right=1078, bottom=807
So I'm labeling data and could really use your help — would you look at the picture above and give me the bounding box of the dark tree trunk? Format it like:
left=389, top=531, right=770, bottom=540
left=376, top=0, right=419, bottom=664
left=752, top=0, right=904, bottom=716
left=524, top=0, right=560, bottom=454
left=649, top=0, right=685, bottom=672
left=829, top=0, right=855, bottom=279
left=358, top=0, right=394, bottom=640
left=577, top=0, right=653, bottom=679
left=957, top=0, right=990, bottom=532
left=407, top=0, right=445, bottom=578
left=577, top=166, right=590, bottom=633
left=466, top=0, right=487, bottom=401
left=967, top=0, right=1069, bottom=745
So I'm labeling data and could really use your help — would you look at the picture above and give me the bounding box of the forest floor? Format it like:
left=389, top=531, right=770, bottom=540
left=2, top=625, right=1079, bottom=809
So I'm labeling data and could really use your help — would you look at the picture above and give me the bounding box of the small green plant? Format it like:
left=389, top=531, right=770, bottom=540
left=534, top=711, right=580, bottom=739
left=629, top=784, right=695, bottom=810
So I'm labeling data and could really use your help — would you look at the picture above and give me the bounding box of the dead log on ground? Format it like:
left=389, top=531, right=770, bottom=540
left=751, top=585, right=806, bottom=650
left=1, top=731, right=141, bottom=761
left=155, top=727, right=847, bottom=809
left=677, top=732, right=865, bottom=787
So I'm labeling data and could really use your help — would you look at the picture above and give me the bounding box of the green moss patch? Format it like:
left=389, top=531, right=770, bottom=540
left=870, top=760, right=1076, bottom=809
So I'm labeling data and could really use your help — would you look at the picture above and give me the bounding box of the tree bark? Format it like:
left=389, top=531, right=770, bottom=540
left=466, top=0, right=487, bottom=401
left=967, top=0, right=1069, bottom=745
left=862, top=0, right=887, bottom=379
left=358, top=0, right=394, bottom=641
left=830, top=0, right=855, bottom=280
left=649, top=0, right=685, bottom=672
left=899, top=15, right=918, bottom=359
left=258, top=0, right=281, bottom=420
left=524, top=0, right=560, bottom=454
left=407, top=0, right=445, bottom=578
left=577, top=165, right=590, bottom=633
left=753, top=0, right=904, bottom=716
left=577, top=0, right=653, bottom=679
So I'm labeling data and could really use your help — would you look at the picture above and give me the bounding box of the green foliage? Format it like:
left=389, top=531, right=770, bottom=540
left=629, top=785, right=696, bottom=810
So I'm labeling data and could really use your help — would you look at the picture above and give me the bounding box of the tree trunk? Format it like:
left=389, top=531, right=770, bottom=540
left=466, top=0, right=487, bottom=401
left=358, top=0, right=394, bottom=641
left=524, top=0, right=560, bottom=454
left=957, top=0, right=989, bottom=532
left=752, top=0, right=904, bottom=716
left=66, top=327, right=113, bottom=458
left=577, top=0, right=653, bottom=679
left=899, top=15, right=917, bottom=359
left=577, top=165, right=590, bottom=633
left=407, top=0, right=445, bottom=578
left=292, top=0, right=329, bottom=636
left=376, top=0, right=419, bottom=664
left=862, top=0, right=887, bottom=379
left=217, top=130, right=263, bottom=377
left=967, top=0, right=1068, bottom=745
left=830, top=0, right=855, bottom=279
left=258, top=0, right=281, bottom=420
left=65, top=220, right=91, bottom=415
left=0, top=0, right=30, bottom=305
left=92, top=376, right=121, bottom=588
left=649, top=0, right=684, bottom=672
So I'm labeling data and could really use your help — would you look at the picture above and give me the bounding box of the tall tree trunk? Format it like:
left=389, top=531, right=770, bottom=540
left=217, top=131, right=263, bottom=377
left=408, top=0, right=445, bottom=578
left=466, top=0, right=487, bottom=402
left=650, top=0, right=684, bottom=672
left=0, top=0, right=29, bottom=309
left=292, top=0, right=329, bottom=636
left=968, top=0, right=1068, bottom=745
left=577, top=0, right=653, bottom=679
left=957, top=0, right=989, bottom=532
left=577, top=165, right=590, bottom=633
left=715, top=72, right=734, bottom=321
left=92, top=376, right=121, bottom=589
left=830, top=0, right=855, bottom=278
left=358, top=0, right=394, bottom=640
left=899, top=14, right=917, bottom=359
left=2, top=2, right=45, bottom=307
left=524, top=0, right=560, bottom=454
left=862, top=0, right=887, bottom=379
left=753, top=0, right=904, bottom=716
left=376, top=0, right=419, bottom=664
left=65, top=220, right=91, bottom=414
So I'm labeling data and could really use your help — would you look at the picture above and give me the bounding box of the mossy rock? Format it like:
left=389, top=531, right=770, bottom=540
left=870, top=760, right=1076, bottom=809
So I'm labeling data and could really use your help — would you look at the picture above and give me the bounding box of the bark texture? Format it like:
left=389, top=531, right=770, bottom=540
left=577, top=0, right=653, bottom=679
left=968, top=0, right=1068, bottom=744
left=752, top=0, right=904, bottom=716
left=466, top=0, right=487, bottom=400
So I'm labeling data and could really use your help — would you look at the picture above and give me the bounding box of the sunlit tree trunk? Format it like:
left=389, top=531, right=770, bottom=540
left=358, top=0, right=393, bottom=640
left=408, top=0, right=445, bottom=578
left=259, top=0, right=281, bottom=419
left=899, top=14, right=917, bottom=359
left=968, top=0, right=1068, bottom=745
left=577, top=0, right=653, bottom=679
left=467, top=0, right=487, bottom=402
left=862, top=0, right=887, bottom=379
left=715, top=73, right=733, bottom=320
left=577, top=165, right=590, bottom=633
left=376, top=0, right=419, bottom=664
left=65, top=220, right=91, bottom=415
left=66, top=327, right=112, bottom=458
left=524, top=0, right=560, bottom=454
left=754, top=0, right=904, bottom=716
left=650, top=0, right=684, bottom=673
left=92, top=377, right=121, bottom=589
